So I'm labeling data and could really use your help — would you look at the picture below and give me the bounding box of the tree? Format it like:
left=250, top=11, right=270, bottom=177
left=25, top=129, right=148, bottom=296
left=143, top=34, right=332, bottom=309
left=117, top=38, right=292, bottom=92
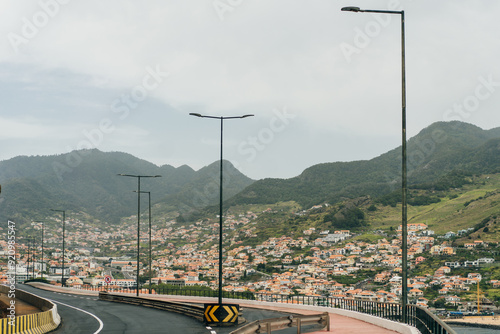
left=433, top=299, right=445, bottom=309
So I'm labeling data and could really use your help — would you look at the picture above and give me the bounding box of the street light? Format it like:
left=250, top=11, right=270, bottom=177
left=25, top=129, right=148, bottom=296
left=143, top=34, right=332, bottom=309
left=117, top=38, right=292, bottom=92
left=134, top=190, right=153, bottom=294
left=26, top=237, right=32, bottom=280
left=50, top=209, right=66, bottom=287
left=34, top=221, right=45, bottom=279
left=41, top=222, right=44, bottom=279
left=31, top=238, right=36, bottom=279
left=118, top=173, right=161, bottom=296
left=341, top=6, right=408, bottom=322
left=190, top=112, right=254, bottom=305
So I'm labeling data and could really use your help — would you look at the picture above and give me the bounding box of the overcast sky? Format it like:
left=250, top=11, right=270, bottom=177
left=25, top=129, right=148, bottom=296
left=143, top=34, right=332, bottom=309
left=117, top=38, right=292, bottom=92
left=1, top=1, right=499, bottom=180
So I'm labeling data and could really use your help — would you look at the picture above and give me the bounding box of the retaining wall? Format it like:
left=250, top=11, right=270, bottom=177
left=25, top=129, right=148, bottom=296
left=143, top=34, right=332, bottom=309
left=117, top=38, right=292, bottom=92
left=0, top=285, right=61, bottom=334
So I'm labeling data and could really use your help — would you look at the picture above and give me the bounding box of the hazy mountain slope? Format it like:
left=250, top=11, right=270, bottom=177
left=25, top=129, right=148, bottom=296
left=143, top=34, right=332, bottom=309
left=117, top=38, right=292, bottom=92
left=225, top=121, right=500, bottom=209
left=0, top=149, right=253, bottom=224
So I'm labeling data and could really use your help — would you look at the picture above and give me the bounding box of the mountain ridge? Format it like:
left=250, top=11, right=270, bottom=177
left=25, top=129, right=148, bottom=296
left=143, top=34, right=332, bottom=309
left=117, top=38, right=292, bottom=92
left=222, top=121, right=500, bottom=211
left=0, top=149, right=254, bottom=224
left=1, top=121, right=499, bottom=226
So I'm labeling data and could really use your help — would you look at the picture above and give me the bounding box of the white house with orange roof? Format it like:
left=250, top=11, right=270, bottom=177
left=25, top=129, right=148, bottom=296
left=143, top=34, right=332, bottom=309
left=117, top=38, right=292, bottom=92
left=409, top=288, right=423, bottom=297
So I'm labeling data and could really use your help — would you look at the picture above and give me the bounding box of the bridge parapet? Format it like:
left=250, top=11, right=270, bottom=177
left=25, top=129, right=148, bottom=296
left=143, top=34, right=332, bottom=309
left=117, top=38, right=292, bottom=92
left=0, top=285, right=61, bottom=334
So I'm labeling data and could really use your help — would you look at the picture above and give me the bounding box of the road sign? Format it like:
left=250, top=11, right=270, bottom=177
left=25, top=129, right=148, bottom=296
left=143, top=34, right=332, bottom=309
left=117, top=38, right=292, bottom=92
left=104, top=275, right=112, bottom=283
left=204, top=303, right=239, bottom=326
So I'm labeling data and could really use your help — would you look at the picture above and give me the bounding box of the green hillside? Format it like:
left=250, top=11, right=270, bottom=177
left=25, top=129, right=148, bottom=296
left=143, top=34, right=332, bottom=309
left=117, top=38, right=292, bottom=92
left=223, top=122, right=500, bottom=210
left=369, top=173, right=500, bottom=240
left=0, top=149, right=254, bottom=225
left=222, top=173, right=500, bottom=245
left=1, top=121, right=499, bottom=234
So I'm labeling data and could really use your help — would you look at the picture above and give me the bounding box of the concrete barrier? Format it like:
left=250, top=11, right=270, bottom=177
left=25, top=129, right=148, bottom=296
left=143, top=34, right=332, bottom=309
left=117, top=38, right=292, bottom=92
left=0, top=285, right=61, bottom=334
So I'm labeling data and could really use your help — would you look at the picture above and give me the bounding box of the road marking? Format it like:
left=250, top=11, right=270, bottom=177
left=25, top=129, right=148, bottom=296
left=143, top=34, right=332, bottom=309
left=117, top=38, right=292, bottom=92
left=18, top=288, right=104, bottom=334
left=48, top=298, right=104, bottom=334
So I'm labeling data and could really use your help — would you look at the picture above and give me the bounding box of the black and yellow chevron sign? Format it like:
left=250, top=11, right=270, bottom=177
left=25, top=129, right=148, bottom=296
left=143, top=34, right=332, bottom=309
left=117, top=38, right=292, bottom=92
left=204, top=303, right=239, bottom=325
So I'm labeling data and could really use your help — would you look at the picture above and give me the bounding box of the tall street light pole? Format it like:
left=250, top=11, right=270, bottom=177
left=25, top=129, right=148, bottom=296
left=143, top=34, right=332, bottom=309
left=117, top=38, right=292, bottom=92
left=118, top=174, right=161, bottom=296
left=134, top=190, right=153, bottom=294
left=34, top=222, right=45, bottom=279
left=341, top=6, right=408, bottom=322
left=27, top=238, right=31, bottom=280
left=189, top=112, right=254, bottom=305
left=13, top=225, right=17, bottom=284
left=31, top=238, right=36, bottom=279
left=41, top=222, right=44, bottom=279
left=51, top=209, right=66, bottom=287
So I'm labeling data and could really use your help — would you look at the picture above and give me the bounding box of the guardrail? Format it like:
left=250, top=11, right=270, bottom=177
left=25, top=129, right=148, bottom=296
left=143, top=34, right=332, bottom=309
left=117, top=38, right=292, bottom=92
left=98, top=292, right=205, bottom=321
left=153, top=288, right=455, bottom=334
left=99, top=292, right=328, bottom=333
left=230, top=313, right=329, bottom=334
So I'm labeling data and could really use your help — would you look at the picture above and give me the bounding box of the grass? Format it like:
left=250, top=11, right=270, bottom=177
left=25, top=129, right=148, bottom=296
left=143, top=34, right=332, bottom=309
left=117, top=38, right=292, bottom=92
left=367, top=174, right=500, bottom=236
left=226, top=201, right=302, bottom=215
left=350, top=233, right=386, bottom=244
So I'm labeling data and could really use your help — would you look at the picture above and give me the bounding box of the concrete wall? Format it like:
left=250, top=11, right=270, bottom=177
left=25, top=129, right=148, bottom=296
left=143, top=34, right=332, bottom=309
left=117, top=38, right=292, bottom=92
left=0, top=284, right=61, bottom=334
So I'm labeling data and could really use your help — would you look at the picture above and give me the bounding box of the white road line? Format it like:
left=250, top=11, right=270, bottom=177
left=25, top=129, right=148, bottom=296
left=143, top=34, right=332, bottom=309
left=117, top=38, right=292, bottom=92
left=48, top=298, right=104, bottom=334
left=18, top=288, right=104, bottom=334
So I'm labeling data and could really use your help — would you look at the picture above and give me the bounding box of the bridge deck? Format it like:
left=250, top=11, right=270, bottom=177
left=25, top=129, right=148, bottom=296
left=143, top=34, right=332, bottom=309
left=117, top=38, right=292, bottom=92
left=26, top=284, right=402, bottom=333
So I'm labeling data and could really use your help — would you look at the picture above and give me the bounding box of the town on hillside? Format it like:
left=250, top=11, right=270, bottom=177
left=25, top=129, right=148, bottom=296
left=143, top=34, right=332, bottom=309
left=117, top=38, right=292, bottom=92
left=2, top=206, right=499, bottom=316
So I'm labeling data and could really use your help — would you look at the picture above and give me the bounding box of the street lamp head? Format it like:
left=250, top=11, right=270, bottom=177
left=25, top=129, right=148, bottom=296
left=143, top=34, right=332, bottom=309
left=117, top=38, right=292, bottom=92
left=341, top=6, right=361, bottom=12
left=190, top=113, right=255, bottom=120
left=118, top=173, right=161, bottom=178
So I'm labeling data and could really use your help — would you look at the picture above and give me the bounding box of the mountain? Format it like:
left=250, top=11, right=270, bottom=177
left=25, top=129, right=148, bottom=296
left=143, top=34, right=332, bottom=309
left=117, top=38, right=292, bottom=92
left=223, top=121, right=500, bottom=209
left=2, top=121, right=498, bottom=227
left=0, top=149, right=254, bottom=224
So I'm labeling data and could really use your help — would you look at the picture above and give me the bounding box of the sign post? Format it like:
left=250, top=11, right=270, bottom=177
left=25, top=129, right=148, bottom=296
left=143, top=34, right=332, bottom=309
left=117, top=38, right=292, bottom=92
left=204, top=303, right=239, bottom=326
left=104, top=275, right=112, bottom=292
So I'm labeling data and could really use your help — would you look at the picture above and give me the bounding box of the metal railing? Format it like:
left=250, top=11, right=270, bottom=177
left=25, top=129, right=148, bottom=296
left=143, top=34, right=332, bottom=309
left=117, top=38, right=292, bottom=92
left=230, top=313, right=330, bottom=334
left=154, top=287, right=256, bottom=300
left=154, top=288, right=455, bottom=334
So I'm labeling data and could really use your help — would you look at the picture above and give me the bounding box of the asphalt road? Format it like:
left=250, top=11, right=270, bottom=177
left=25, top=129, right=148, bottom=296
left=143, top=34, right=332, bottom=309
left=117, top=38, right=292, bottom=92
left=19, top=285, right=320, bottom=334
left=19, top=285, right=213, bottom=334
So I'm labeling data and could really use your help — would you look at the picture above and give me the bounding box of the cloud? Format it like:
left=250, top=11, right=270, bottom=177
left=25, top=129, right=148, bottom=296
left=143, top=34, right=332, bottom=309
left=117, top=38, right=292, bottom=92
left=0, top=116, right=51, bottom=139
left=0, top=1, right=499, bottom=179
